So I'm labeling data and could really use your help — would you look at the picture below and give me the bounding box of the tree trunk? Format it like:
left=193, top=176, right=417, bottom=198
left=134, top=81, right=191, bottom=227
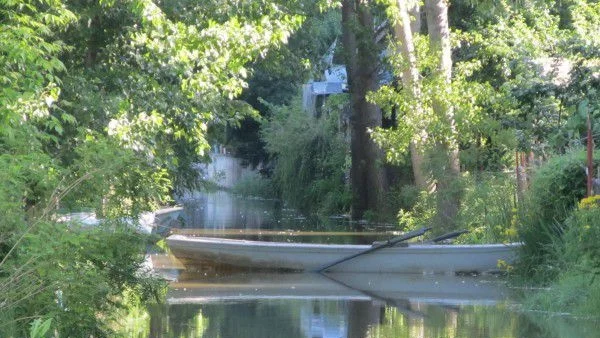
left=342, top=0, right=386, bottom=220
left=392, top=0, right=429, bottom=190
left=85, top=14, right=101, bottom=67
left=408, top=0, right=422, bottom=34
left=425, top=0, right=461, bottom=230
left=425, top=0, right=452, bottom=81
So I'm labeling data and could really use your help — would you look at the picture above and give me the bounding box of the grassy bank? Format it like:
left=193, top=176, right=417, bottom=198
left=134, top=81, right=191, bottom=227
left=512, top=150, right=600, bottom=317
left=0, top=217, right=164, bottom=337
left=516, top=195, right=600, bottom=316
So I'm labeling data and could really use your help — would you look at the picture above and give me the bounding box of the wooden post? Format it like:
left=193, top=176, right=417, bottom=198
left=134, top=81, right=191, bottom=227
left=515, top=151, right=521, bottom=198
left=587, top=113, right=594, bottom=197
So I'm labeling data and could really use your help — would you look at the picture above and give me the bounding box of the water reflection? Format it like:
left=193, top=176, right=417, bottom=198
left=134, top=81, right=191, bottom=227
left=143, top=273, right=523, bottom=338
left=144, top=297, right=599, bottom=338
left=176, top=191, right=387, bottom=233
left=177, top=190, right=284, bottom=230
left=166, top=273, right=510, bottom=305
left=135, top=267, right=600, bottom=338
left=175, top=191, right=399, bottom=245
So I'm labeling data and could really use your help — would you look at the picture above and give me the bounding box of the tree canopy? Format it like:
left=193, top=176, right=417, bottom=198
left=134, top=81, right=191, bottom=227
left=0, top=0, right=304, bottom=335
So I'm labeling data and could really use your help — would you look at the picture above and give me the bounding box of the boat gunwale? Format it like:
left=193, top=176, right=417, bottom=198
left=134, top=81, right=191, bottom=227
left=166, top=234, right=521, bottom=251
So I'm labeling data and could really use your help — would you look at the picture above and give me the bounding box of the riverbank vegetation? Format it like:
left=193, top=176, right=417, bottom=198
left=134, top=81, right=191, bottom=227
left=516, top=151, right=600, bottom=316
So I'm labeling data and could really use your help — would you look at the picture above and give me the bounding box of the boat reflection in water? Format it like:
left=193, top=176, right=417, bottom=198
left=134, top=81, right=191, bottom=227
left=167, top=272, right=508, bottom=305
left=143, top=269, right=524, bottom=338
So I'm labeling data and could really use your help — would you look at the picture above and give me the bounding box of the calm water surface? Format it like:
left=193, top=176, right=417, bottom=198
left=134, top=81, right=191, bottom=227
left=135, top=192, right=598, bottom=338
left=141, top=299, right=597, bottom=338
left=175, top=190, right=385, bottom=234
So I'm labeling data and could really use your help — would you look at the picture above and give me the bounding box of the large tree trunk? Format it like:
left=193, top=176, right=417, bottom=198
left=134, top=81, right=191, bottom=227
left=425, top=0, right=461, bottom=230
left=85, top=14, right=101, bottom=67
left=342, top=0, right=386, bottom=220
left=425, top=0, right=452, bottom=82
left=393, top=0, right=429, bottom=190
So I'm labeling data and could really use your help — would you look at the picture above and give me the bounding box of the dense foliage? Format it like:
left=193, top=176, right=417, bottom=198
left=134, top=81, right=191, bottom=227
left=516, top=151, right=600, bottom=281
left=261, top=96, right=351, bottom=214
left=366, top=0, right=600, bottom=230
left=398, top=172, right=517, bottom=243
left=524, top=195, right=600, bottom=315
left=0, top=0, right=301, bottom=335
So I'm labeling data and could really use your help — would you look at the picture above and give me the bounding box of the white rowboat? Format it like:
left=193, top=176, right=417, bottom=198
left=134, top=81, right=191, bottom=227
left=166, top=235, right=520, bottom=274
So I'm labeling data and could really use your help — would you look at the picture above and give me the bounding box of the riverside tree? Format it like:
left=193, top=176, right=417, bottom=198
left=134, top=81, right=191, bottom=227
left=0, top=0, right=302, bottom=335
left=341, top=0, right=388, bottom=219
left=371, top=0, right=599, bottom=231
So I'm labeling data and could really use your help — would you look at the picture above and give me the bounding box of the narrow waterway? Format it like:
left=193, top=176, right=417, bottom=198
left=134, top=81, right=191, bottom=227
left=133, top=191, right=598, bottom=338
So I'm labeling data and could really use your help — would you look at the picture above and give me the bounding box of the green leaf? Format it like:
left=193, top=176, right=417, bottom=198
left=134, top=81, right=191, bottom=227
left=30, top=318, right=52, bottom=338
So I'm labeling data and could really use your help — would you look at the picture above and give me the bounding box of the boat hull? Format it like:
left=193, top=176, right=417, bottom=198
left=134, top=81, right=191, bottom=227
left=166, top=235, right=520, bottom=274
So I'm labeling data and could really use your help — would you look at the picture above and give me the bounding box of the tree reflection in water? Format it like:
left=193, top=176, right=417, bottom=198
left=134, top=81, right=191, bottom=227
left=141, top=299, right=599, bottom=338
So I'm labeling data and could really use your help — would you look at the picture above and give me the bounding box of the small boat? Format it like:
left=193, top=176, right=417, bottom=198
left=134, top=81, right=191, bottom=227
left=55, top=205, right=183, bottom=234
left=166, top=234, right=521, bottom=274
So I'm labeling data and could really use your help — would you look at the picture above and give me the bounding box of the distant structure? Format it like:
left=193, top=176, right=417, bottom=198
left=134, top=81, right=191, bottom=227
left=302, top=25, right=392, bottom=117
left=302, top=40, right=347, bottom=116
left=198, top=146, right=255, bottom=189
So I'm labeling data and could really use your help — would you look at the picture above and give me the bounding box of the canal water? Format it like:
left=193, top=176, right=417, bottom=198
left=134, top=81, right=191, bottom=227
left=136, top=191, right=598, bottom=338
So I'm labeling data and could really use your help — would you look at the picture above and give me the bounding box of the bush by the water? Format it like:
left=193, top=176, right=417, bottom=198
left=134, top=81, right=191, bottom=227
left=564, top=196, right=600, bottom=274
left=0, top=129, right=166, bottom=336
left=398, top=172, right=517, bottom=243
left=261, top=96, right=351, bottom=214
left=527, top=150, right=599, bottom=225
left=516, top=150, right=600, bottom=281
left=0, top=219, right=163, bottom=337
left=231, top=172, right=276, bottom=198
left=524, top=196, right=600, bottom=315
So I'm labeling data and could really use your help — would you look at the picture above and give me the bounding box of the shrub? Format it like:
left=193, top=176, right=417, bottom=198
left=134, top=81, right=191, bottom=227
left=455, top=172, right=517, bottom=243
left=527, top=150, right=599, bottom=225
left=398, top=189, right=436, bottom=232
left=261, top=96, right=351, bottom=214
left=563, top=201, right=600, bottom=280
left=1, top=219, right=163, bottom=337
left=524, top=201, right=600, bottom=315
left=231, top=171, right=276, bottom=198
left=0, top=128, right=166, bottom=336
left=398, top=172, right=517, bottom=243
left=516, top=149, right=600, bottom=281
